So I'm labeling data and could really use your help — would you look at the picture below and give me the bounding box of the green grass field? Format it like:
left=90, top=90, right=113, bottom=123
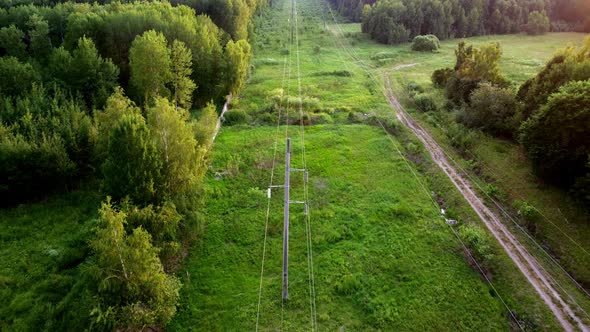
left=169, top=125, right=519, bottom=331
left=0, top=189, right=100, bottom=329
left=166, top=0, right=579, bottom=329
left=345, top=25, right=590, bottom=299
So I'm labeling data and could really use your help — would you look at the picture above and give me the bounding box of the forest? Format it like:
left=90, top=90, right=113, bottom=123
left=0, top=0, right=261, bottom=329
left=327, top=0, right=590, bottom=44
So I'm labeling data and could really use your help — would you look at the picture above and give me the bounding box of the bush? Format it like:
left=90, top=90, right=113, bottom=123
left=310, top=112, right=334, bottom=124
left=460, top=83, right=518, bottom=137
left=222, top=109, right=248, bottom=125
left=405, top=81, right=424, bottom=97
left=413, top=94, right=437, bottom=112
left=432, top=68, right=453, bottom=88
left=312, top=70, right=352, bottom=77
left=411, top=34, right=440, bottom=52
left=446, top=120, right=476, bottom=153
left=370, top=52, right=396, bottom=60
left=445, top=75, right=481, bottom=105
left=459, top=223, right=495, bottom=268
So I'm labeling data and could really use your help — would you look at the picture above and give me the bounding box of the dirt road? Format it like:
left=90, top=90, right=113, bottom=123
left=383, top=75, right=589, bottom=332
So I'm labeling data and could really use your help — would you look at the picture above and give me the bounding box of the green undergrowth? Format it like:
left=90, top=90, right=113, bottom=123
left=169, top=124, right=519, bottom=331
left=0, top=188, right=101, bottom=330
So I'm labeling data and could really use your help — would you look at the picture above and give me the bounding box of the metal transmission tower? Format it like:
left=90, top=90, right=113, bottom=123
left=268, top=137, right=308, bottom=301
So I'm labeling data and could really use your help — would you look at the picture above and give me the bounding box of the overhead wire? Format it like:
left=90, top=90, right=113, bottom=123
left=403, top=92, right=590, bottom=259
left=292, top=0, right=318, bottom=329
left=323, top=3, right=590, bottom=324
left=255, top=33, right=290, bottom=332
left=321, top=2, right=527, bottom=329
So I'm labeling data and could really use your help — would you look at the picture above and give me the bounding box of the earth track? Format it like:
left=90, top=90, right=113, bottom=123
left=383, top=75, right=589, bottom=332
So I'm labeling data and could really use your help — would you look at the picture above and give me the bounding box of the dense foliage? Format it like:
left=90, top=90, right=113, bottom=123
left=359, top=0, right=590, bottom=45
left=525, top=11, right=550, bottom=35
left=443, top=41, right=507, bottom=105
left=411, top=34, right=439, bottom=52
left=517, top=38, right=590, bottom=120
left=459, top=83, right=517, bottom=137
left=520, top=80, right=590, bottom=189
left=0, top=0, right=255, bottom=329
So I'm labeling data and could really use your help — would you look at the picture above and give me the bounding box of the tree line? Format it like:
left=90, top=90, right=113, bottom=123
left=429, top=37, right=590, bottom=204
left=0, top=0, right=260, bottom=329
left=326, top=0, right=590, bottom=44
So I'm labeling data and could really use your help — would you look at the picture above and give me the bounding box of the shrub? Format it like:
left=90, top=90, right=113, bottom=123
left=432, top=68, right=453, bottom=88
left=253, top=58, right=280, bottom=66
left=413, top=94, right=437, bottom=112
left=460, top=83, right=518, bottom=137
left=312, top=70, right=352, bottom=77
left=370, top=52, right=396, bottom=60
left=445, top=120, right=476, bottom=153
left=459, top=223, right=495, bottom=267
left=310, top=112, right=333, bottom=124
left=411, top=34, right=440, bottom=52
left=405, top=81, right=424, bottom=97
left=222, top=109, right=248, bottom=125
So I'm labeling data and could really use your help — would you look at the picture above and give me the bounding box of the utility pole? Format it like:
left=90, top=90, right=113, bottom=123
left=267, top=138, right=308, bottom=302
left=282, top=138, right=291, bottom=301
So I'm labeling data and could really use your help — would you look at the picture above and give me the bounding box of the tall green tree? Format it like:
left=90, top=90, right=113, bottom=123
left=224, top=39, right=251, bottom=95
left=0, top=56, right=40, bottom=96
left=517, top=37, right=590, bottom=119
left=26, top=14, right=51, bottom=61
left=102, top=113, right=162, bottom=204
left=520, top=80, right=590, bottom=186
left=95, top=88, right=142, bottom=160
left=90, top=199, right=181, bottom=329
left=147, top=97, right=204, bottom=198
left=193, top=102, right=218, bottom=149
left=70, top=37, right=119, bottom=109
left=169, top=39, right=196, bottom=110
left=526, top=11, right=550, bottom=35
left=129, top=30, right=171, bottom=105
left=0, top=25, right=26, bottom=60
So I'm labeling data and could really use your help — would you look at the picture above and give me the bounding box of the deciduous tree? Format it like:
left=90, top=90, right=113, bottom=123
left=129, top=30, right=171, bottom=105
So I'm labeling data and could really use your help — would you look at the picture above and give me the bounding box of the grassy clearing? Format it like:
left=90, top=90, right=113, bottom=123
left=169, top=125, right=520, bottom=331
left=359, top=28, right=590, bottom=300
left=0, top=189, right=100, bottom=329
left=170, top=0, right=564, bottom=329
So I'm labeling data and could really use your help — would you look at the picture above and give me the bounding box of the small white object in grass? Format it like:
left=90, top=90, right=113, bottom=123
left=267, top=188, right=272, bottom=199
left=441, top=209, right=446, bottom=215
left=445, top=218, right=458, bottom=225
